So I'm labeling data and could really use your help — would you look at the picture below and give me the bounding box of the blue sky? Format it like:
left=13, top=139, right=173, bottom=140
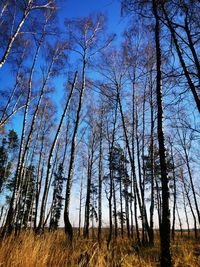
left=0, top=0, right=129, bottom=135
left=58, top=0, right=128, bottom=36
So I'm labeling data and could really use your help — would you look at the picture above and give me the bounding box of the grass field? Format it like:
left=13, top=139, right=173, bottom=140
left=0, top=230, right=199, bottom=266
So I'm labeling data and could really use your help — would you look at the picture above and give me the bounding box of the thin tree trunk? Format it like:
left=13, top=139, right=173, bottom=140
left=162, top=4, right=200, bottom=112
left=78, top=175, right=83, bottom=236
left=124, top=154, right=130, bottom=238
left=18, top=42, right=55, bottom=185
left=149, top=70, right=155, bottom=246
left=135, top=102, right=146, bottom=244
left=171, top=142, right=176, bottom=241
left=176, top=204, right=183, bottom=237
left=107, top=100, right=118, bottom=248
left=34, top=130, right=45, bottom=230
left=98, top=113, right=103, bottom=245
left=131, top=72, right=141, bottom=245
left=130, top=170, right=134, bottom=239
left=184, top=16, right=200, bottom=86
left=37, top=71, right=77, bottom=231
left=113, top=179, right=118, bottom=238
left=84, top=136, right=95, bottom=238
left=119, top=168, right=124, bottom=238
left=181, top=184, right=190, bottom=238
left=64, top=63, right=86, bottom=242
left=153, top=1, right=172, bottom=265
left=116, top=84, right=146, bottom=245
left=155, top=178, right=162, bottom=232
left=180, top=168, right=198, bottom=239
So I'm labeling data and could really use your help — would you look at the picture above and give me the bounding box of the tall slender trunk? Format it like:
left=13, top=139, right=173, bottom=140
left=34, top=127, right=45, bottom=230
left=181, top=184, right=190, bottom=238
left=130, top=170, right=134, bottom=239
left=18, top=44, right=54, bottom=185
left=117, top=84, right=142, bottom=245
left=84, top=136, right=95, bottom=238
left=184, top=16, right=200, bottom=86
left=43, top=141, right=61, bottom=227
left=113, top=179, right=118, bottom=238
left=64, top=58, right=86, bottom=243
left=117, top=81, right=152, bottom=244
left=98, top=113, right=103, bottom=244
left=153, top=1, right=171, bottom=265
left=119, top=168, right=124, bottom=238
left=149, top=70, right=155, bottom=246
left=124, top=155, right=130, bottom=238
left=131, top=72, right=140, bottom=244
left=176, top=204, right=183, bottom=237
left=180, top=168, right=198, bottom=239
left=141, top=81, right=147, bottom=243
left=78, top=176, right=83, bottom=236
left=171, top=142, right=176, bottom=241
left=107, top=100, right=118, bottom=248
left=184, top=148, right=200, bottom=225
left=135, top=101, right=146, bottom=244
left=37, top=71, right=77, bottom=231
left=155, top=178, right=162, bottom=232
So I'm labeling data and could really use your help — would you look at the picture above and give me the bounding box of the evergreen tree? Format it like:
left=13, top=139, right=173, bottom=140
left=50, top=163, right=66, bottom=230
left=22, top=165, right=36, bottom=228
left=0, top=130, right=18, bottom=193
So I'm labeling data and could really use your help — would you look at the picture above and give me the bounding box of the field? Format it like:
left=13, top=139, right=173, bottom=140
left=0, top=230, right=199, bottom=266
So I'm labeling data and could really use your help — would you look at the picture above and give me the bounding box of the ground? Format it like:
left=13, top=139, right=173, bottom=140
left=0, top=230, right=199, bottom=266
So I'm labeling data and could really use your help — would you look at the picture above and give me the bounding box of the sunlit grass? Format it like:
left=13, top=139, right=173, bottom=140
left=0, top=230, right=199, bottom=266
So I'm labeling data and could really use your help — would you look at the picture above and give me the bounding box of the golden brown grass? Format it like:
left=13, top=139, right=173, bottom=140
left=0, top=230, right=199, bottom=266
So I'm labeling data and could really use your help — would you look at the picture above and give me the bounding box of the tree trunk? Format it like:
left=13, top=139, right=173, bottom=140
left=113, top=179, right=118, bottom=238
left=119, top=167, right=124, bottom=238
left=107, top=100, right=118, bottom=248
left=170, top=142, right=176, bottom=241
left=162, top=4, right=200, bottom=112
left=153, top=1, right=172, bottom=265
left=176, top=204, right=183, bottom=237
left=98, top=114, right=103, bottom=244
left=131, top=73, right=140, bottom=244
left=117, top=84, right=143, bottom=245
left=64, top=63, right=86, bottom=243
left=38, top=71, right=77, bottom=231
left=84, top=136, right=95, bottom=238
left=180, top=168, right=198, bottom=239
left=78, top=176, right=83, bottom=236
left=181, top=184, right=190, bottom=238
left=149, top=70, right=155, bottom=246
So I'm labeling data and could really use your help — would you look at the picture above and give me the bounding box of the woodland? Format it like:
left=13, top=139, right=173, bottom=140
left=0, top=0, right=200, bottom=266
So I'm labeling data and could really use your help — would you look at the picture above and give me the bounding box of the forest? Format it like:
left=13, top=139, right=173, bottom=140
left=0, top=0, right=200, bottom=266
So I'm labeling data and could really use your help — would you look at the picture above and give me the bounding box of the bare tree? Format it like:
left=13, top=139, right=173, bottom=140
left=0, top=0, right=55, bottom=68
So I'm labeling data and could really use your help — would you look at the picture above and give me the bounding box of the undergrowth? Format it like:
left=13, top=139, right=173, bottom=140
left=0, top=230, right=199, bottom=266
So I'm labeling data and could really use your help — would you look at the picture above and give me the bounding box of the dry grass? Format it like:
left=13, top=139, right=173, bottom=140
left=0, top=230, right=199, bottom=266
